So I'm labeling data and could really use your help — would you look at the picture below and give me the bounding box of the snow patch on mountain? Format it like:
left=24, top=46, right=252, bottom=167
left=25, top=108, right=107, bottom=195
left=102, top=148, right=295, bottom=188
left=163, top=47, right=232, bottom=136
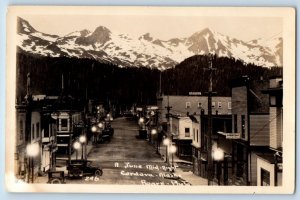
left=17, top=17, right=283, bottom=70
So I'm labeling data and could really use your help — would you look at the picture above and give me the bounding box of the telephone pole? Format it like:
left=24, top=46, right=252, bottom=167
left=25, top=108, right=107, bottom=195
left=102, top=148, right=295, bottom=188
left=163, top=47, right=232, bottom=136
left=204, top=55, right=217, bottom=185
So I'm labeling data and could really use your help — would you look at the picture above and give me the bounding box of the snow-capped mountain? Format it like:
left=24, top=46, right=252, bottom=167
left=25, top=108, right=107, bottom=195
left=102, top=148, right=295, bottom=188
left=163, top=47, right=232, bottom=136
left=17, top=17, right=283, bottom=70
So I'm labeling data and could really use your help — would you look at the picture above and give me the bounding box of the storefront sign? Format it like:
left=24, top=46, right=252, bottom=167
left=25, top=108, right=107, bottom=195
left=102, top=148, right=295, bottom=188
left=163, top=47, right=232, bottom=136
left=218, top=131, right=241, bottom=139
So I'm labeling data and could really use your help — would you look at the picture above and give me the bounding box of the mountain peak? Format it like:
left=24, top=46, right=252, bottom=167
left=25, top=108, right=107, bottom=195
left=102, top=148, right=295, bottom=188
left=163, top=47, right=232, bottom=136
left=17, top=17, right=36, bottom=34
left=93, top=26, right=111, bottom=34
left=139, top=33, right=153, bottom=41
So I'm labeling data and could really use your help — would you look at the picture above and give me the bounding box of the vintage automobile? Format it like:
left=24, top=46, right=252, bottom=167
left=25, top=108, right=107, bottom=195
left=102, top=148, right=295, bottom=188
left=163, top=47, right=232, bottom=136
left=47, top=171, right=66, bottom=184
left=100, top=123, right=114, bottom=142
left=67, top=160, right=103, bottom=178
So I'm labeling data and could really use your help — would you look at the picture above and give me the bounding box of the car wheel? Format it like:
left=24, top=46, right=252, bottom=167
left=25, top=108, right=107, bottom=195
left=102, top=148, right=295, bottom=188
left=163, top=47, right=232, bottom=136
left=94, top=169, right=103, bottom=177
left=72, top=169, right=82, bottom=177
left=50, top=178, right=62, bottom=184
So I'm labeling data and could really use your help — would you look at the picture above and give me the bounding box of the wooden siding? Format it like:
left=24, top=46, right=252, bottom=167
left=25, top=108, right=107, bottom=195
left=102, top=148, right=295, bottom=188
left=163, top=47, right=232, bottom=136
left=250, top=114, right=269, bottom=146
left=269, top=107, right=283, bottom=149
left=231, top=86, right=248, bottom=141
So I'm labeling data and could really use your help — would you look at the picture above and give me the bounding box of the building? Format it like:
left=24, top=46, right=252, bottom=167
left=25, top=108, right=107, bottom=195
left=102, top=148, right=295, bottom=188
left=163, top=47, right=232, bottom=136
left=257, top=76, right=283, bottom=186
left=193, top=114, right=232, bottom=183
left=215, top=76, right=270, bottom=185
left=159, top=95, right=232, bottom=123
left=169, top=115, right=198, bottom=160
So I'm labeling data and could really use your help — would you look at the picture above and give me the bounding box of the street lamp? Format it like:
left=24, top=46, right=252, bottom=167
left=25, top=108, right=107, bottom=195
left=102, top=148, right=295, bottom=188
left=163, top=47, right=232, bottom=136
left=98, top=122, right=104, bottom=129
left=91, top=125, right=98, bottom=144
left=151, top=128, right=158, bottom=153
left=212, top=148, right=224, bottom=185
left=26, top=143, right=39, bottom=183
left=79, top=135, right=86, bottom=160
left=169, top=145, right=177, bottom=172
left=138, top=117, right=144, bottom=124
left=73, top=141, right=81, bottom=160
left=163, top=137, right=170, bottom=164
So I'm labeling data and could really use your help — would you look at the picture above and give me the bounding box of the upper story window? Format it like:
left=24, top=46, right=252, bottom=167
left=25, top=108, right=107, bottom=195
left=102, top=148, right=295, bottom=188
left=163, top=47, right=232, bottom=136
left=218, top=102, right=222, bottom=108
left=186, top=102, right=191, bottom=109
left=234, top=114, right=238, bottom=133
left=32, top=124, right=35, bottom=139
left=36, top=123, right=40, bottom=138
left=60, top=118, right=69, bottom=131
left=196, top=129, right=199, bottom=143
left=228, top=102, right=232, bottom=109
left=185, top=127, right=190, bottom=137
left=212, top=102, right=216, bottom=108
left=241, top=115, right=246, bottom=139
left=19, top=120, right=24, bottom=140
left=193, top=128, right=195, bottom=141
left=197, top=102, right=202, bottom=108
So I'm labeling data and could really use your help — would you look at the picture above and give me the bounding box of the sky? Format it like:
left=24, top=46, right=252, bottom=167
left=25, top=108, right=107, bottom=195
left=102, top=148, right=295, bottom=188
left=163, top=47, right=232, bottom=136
left=21, top=15, right=282, bottom=42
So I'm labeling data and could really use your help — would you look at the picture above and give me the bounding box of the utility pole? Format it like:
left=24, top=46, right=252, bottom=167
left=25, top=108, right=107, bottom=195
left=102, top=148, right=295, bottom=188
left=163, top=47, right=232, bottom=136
left=204, top=55, right=217, bottom=185
left=165, top=95, right=172, bottom=125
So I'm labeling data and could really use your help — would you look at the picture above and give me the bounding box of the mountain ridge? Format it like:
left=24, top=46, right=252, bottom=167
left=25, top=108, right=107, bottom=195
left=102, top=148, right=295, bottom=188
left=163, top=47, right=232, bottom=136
left=17, top=17, right=283, bottom=70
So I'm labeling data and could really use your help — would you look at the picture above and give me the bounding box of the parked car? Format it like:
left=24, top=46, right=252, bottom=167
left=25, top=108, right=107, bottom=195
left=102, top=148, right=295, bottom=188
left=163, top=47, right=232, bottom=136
left=47, top=171, right=66, bottom=184
left=67, top=160, right=103, bottom=178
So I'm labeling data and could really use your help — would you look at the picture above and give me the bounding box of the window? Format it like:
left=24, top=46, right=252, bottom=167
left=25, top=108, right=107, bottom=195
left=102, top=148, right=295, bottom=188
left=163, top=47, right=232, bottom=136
left=212, top=102, right=216, bottom=108
left=197, top=102, right=202, bottom=108
left=19, top=120, right=23, bottom=140
left=241, top=115, right=246, bottom=138
left=32, top=124, right=35, bottom=139
left=186, top=102, right=191, bottom=109
left=185, top=128, right=190, bottom=137
left=261, top=168, right=270, bottom=186
left=218, top=102, right=222, bottom=108
left=196, top=130, right=199, bottom=143
left=228, top=102, right=232, bottom=109
left=193, top=128, right=195, bottom=141
left=60, top=119, right=68, bottom=131
left=270, top=96, right=276, bottom=106
left=36, top=123, right=40, bottom=138
left=234, top=114, right=238, bottom=133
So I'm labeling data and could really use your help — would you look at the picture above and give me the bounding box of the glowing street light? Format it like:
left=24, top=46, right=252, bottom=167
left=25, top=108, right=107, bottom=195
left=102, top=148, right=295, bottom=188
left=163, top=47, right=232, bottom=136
left=26, top=143, right=39, bottom=183
left=79, top=135, right=87, bottom=160
left=163, top=138, right=170, bottom=164
left=73, top=141, right=81, bottom=160
left=151, top=128, right=157, bottom=135
left=98, top=122, right=104, bottom=129
left=212, top=148, right=224, bottom=185
left=213, top=148, right=224, bottom=161
left=169, top=145, right=177, bottom=171
left=138, top=117, right=144, bottom=125
left=91, top=126, right=97, bottom=132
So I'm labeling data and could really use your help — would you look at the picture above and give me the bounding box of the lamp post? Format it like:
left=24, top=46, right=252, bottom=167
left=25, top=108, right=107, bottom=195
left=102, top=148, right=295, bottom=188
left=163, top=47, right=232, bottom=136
left=169, top=145, right=177, bottom=172
left=151, top=128, right=158, bottom=153
left=26, top=143, right=39, bottom=183
left=163, top=137, right=170, bottom=164
left=91, top=125, right=98, bottom=144
left=212, top=148, right=224, bottom=185
left=73, top=141, right=81, bottom=160
left=79, top=135, right=86, bottom=160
